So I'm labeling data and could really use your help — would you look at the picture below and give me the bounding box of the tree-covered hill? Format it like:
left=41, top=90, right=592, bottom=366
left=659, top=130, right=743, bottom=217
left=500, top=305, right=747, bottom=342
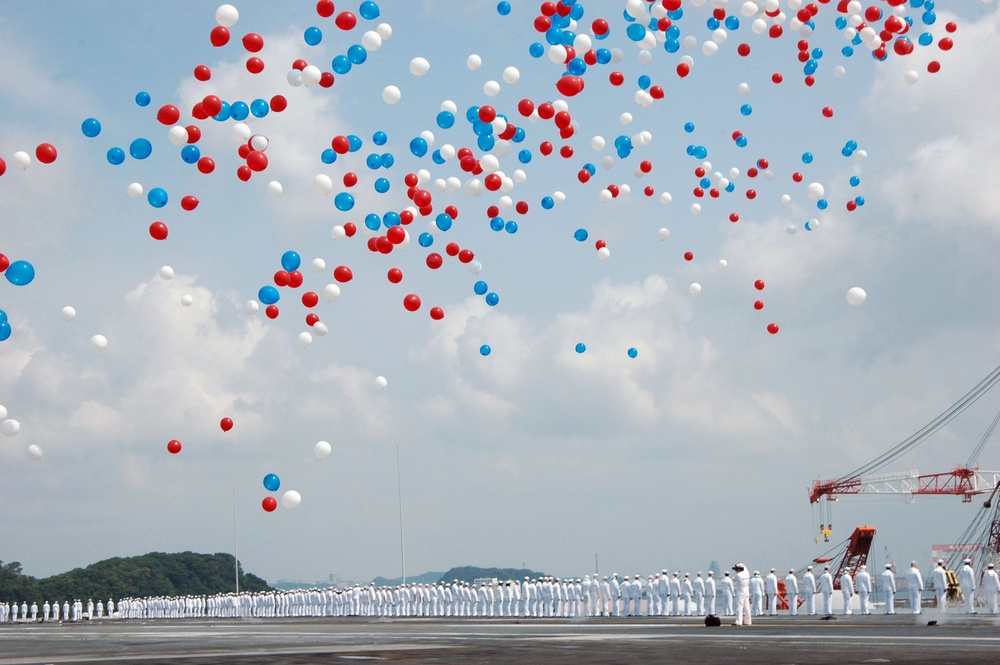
left=437, top=566, right=549, bottom=584
left=0, top=552, right=271, bottom=603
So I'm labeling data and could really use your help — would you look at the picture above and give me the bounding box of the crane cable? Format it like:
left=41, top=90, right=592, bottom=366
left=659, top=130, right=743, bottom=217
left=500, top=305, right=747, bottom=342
left=836, top=363, right=1000, bottom=483
left=965, top=404, right=1000, bottom=469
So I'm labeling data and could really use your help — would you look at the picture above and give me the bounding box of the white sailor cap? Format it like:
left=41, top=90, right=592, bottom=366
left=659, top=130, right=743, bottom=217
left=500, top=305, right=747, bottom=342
left=770, top=568, right=775, bottom=572
left=963, top=558, right=972, bottom=564
left=824, top=565, right=830, bottom=570
left=806, top=565, right=813, bottom=570
left=885, top=563, right=892, bottom=569
left=989, top=563, right=995, bottom=568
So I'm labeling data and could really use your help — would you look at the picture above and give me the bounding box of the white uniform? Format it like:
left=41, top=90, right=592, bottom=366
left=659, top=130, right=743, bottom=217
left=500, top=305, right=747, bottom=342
left=705, top=573, right=717, bottom=616
left=855, top=567, right=872, bottom=615
left=734, top=567, right=751, bottom=626
left=682, top=575, right=693, bottom=616
left=694, top=574, right=706, bottom=616
left=722, top=573, right=735, bottom=616
left=881, top=566, right=897, bottom=614
left=983, top=566, right=999, bottom=615
left=819, top=569, right=834, bottom=616
left=957, top=561, right=977, bottom=613
left=803, top=568, right=817, bottom=615
left=750, top=573, right=764, bottom=616
left=840, top=571, right=854, bottom=615
left=905, top=563, right=924, bottom=614
left=931, top=563, right=948, bottom=612
left=784, top=571, right=799, bottom=615
left=765, top=570, right=779, bottom=616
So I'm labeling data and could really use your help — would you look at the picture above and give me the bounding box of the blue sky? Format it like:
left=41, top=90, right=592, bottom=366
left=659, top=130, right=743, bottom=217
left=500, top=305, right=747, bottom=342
left=1, top=0, right=999, bottom=586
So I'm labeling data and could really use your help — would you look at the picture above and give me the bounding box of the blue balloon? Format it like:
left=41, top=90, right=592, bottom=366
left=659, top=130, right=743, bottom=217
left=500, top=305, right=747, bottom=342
left=574, top=228, right=588, bottom=242
left=263, top=473, right=281, bottom=492
left=490, top=217, right=504, bottom=232
left=432, top=150, right=445, bottom=165
left=374, top=178, right=390, bottom=193
left=230, top=101, right=250, bottom=121
left=348, top=135, right=363, bottom=152
left=740, top=104, right=753, bottom=116
left=817, top=199, right=828, bottom=210
left=480, top=345, right=492, bottom=356
left=529, top=42, right=544, bottom=58
left=213, top=101, right=231, bottom=121
left=321, top=148, right=337, bottom=164
left=335, top=192, right=355, bottom=211
left=135, top=91, right=151, bottom=107
left=129, top=138, right=152, bottom=160
left=627, top=347, right=638, bottom=359
left=365, top=214, right=381, bottom=231
left=107, top=147, right=125, bottom=165
left=477, top=134, right=495, bottom=151
left=497, top=1, right=511, bottom=15
left=372, top=131, right=387, bottom=146
left=332, top=55, right=352, bottom=74
left=595, top=48, right=611, bottom=64
left=518, top=150, right=532, bottom=164
left=281, top=251, right=301, bottom=272
left=567, top=57, right=587, bottom=76
left=250, top=98, right=270, bottom=118
left=359, top=1, right=380, bottom=19
left=381, top=153, right=394, bottom=168
left=735, top=135, right=748, bottom=148
left=4, top=260, right=35, bottom=286
left=485, top=292, right=500, bottom=307
left=435, top=213, right=453, bottom=232
left=725, top=15, right=740, bottom=30
left=638, top=75, right=651, bottom=90
left=626, top=23, right=647, bottom=41
left=0, top=309, right=6, bottom=324
left=541, top=196, right=554, bottom=210
left=383, top=211, right=400, bottom=227
left=366, top=153, right=383, bottom=169
left=147, top=187, right=168, bottom=208
left=181, top=144, right=201, bottom=164
left=81, top=118, right=102, bottom=138
left=512, top=127, right=526, bottom=143
left=258, top=286, right=280, bottom=305
left=304, top=26, right=323, bottom=46
left=410, top=137, right=428, bottom=157
left=474, top=281, right=488, bottom=296
left=802, top=152, right=814, bottom=164
left=505, top=221, right=518, bottom=234
left=347, top=44, right=367, bottom=65
left=0, top=321, right=10, bottom=342
left=575, top=343, right=586, bottom=354
left=418, top=232, right=434, bottom=247
left=684, top=122, right=695, bottom=133
left=849, top=176, right=861, bottom=187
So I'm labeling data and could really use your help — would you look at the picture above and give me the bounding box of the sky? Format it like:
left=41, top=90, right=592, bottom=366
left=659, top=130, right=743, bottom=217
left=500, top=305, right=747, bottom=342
left=1, top=0, right=999, bottom=588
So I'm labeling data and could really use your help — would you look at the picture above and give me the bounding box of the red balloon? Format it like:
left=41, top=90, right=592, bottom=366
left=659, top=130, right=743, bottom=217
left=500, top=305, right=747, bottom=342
left=306, top=313, right=320, bottom=326
left=592, top=18, right=609, bottom=35
left=181, top=195, right=199, bottom=211
left=609, top=71, right=624, bottom=86
left=220, top=417, right=234, bottom=432
left=403, top=293, right=421, bottom=312
left=236, top=165, right=252, bottom=182
left=167, top=439, right=182, bottom=454
left=270, top=95, right=288, bottom=112
left=821, top=106, right=834, bottom=118
left=555, top=75, right=585, bottom=97
left=754, top=279, right=765, bottom=291
left=302, top=291, right=319, bottom=307
left=676, top=63, right=691, bottom=78
left=413, top=189, right=432, bottom=208
left=539, top=141, right=553, bottom=156
left=537, top=103, right=555, bottom=120
left=265, top=305, right=279, bottom=319
left=767, top=322, right=780, bottom=334
left=343, top=222, right=357, bottom=237
left=242, top=32, right=264, bottom=53
left=515, top=201, right=529, bottom=214
left=386, top=225, right=406, bottom=245
left=197, top=157, right=216, bottom=174
left=478, top=105, right=497, bottom=122
left=387, top=268, right=403, bottom=284
left=210, top=25, right=230, bottom=47
left=246, top=57, right=265, bottom=74
left=754, top=300, right=764, bottom=310
left=238, top=144, right=251, bottom=159
left=518, top=98, right=534, bottom=117
left=335, top=11, right=357, bottom=30
left=192, top=103, right=208, bottom=119
left=288, top=270, right=304, bottom=288
left=0, top=254, right=8, bottom=272
left=202, top=95, right=223, bottom=117
left=149, top=222, right=168, bottom=240
left=186, top=125, right=202, bottom=143
left=156, top=105, right=180, bottom=125
left=332, top=135, right=351, bottom=154
left=445, top=242, right=460, bottom=257
left=458, top=249, right=474, bottom=264
left=334, top=265, right=353, bottom=283
left=274, top=270, right=290, bottom=287
left=683, top=251, right=693, bottom=261
left=194, top=64, right=212, bottom=81
left=343, top=172, right=358, bottom=187
left=262, top=496, right=278, bottom=512
left=320, top=72, right=335, bottom=88
left=429, top=307, right=444, bottom=320
left=246, top=150, right=268, bottom=171
left=0, top=157, right=6, bottom=176
left=35, top=143, right=57, bottom=164
left=425, top=253, right=443, bottom=270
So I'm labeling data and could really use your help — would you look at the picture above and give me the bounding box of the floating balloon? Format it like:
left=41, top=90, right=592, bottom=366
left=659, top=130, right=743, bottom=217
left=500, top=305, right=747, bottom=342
left=220, top=417, right=234, bottom=432
left=281, top=490, right=302, bottom=509
left=262, top=496, right=278, bottom=512
left=281, top=251, right=301, bottom=272
left=1, top=419, right=20, bottom=437
left=846, top=287, right=868, bottom=306
left=26, top=444, right=43, bottom=461
left=480, top=344, right=492, bottom=356
left=35, top=143, right=58, bottom=164
left=374, top=375, right=388, bottom=390
left=314, top=440, right=332, bottom=459
left=627, top=347, right=638, bottom=358
left=5, top=260, right=35, bottom=286
left=575, top=343, right=586, bottom=353
left=166, top=439, right=182, bottom=454
left=159, top=265, right=174, bottom=280
left=81, top=118, right=102, bottom=137
left=263, top=473, right=281, bottom=492
left=60, top=306, right=76, bottom=322
left=90, top=334, right=108, bottom=351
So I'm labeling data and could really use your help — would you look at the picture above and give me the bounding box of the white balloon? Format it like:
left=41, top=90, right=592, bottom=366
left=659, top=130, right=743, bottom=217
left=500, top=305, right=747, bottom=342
left=597, top=247, right=611, bottom=260
left=846, top=287, right=868, bottom=306
left=331, top=225, right=346, bottom=240
left=483, top=80, right=501, bottom=97
left=312, top=321, right=328, bottom=336
left=90, top=334, right=108, bottom=351
left=374, top=375, right=388, bottom=390
left=231, top=122, right=252, bottom=143
left=167, top=126, right=189, bottom=146
left=266, top=180, right=283, bottom=197
left=719, top=259, right=729, bottom=269
left=689, top=283, right=702, bottom=295
left=159, top=265, right=174, bottom=280
left=215, top=4, right=239, bottom=27
left=691, top=203, right=702, bottom=214
left=0, top=405, right=6, bottom=419
left=502, top=66, right=520, bottom=84
left=466, top=53, right=482, bottom=70
left=27, top=444, right=43, bottom=461
left=323, top=284, right=341, bottom=302
left=904, top=70, right=919, bottom=86
left=468, top=260, right=483, bottom=275
left=298, top=332, right=313, bottom=348
left=127, top=182, right=144, bottom=199
left=249, top=135, right=269, bottom=152
left=12, top=151, right=30, bottom=170
left=314, top=440, right=332, bottom=459
left=376, top=22, right=392, bottom=40
left=658, top=228, right=670, bottom=241
left=381, top=85, right=402, bottom=105
left=61, top=306, right=77, bottom=322
left=409, top=57, right=430, bottom=76
left=440, top=99, right=457, bottom=114
left=1, top=419, right=21, bottom=437
left=281, top=490, right=302, bottom=509
left=314, top=174, right=333, bottom=196
left=287, top=69, right=304, bottom=87
left=361, top=30, right=382, bottom=51
left=786, top=224, right=798, bottom=235
left=245, top=300, right=260, bottom=315
left=738, top=82, right=750, bottom=95
left=311, top=258, right=326, bottom=273
left=300, top=65, right=322, bottom=86
left=806, top=182, right=825, bottom=201
left=181, top=295, right=193, bottom=307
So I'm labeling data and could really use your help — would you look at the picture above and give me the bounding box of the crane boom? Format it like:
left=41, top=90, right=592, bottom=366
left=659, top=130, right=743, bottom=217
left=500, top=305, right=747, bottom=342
left=810, top=467, right=1000, bottom=504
